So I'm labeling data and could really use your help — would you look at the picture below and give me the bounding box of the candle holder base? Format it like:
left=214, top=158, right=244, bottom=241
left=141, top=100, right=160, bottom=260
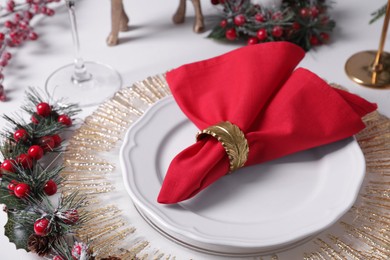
left=345, top=50, right=390, bottom=89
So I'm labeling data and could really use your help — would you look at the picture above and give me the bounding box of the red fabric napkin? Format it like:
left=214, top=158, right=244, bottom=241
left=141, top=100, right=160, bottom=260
left=157, top=42, right=377, bottom=204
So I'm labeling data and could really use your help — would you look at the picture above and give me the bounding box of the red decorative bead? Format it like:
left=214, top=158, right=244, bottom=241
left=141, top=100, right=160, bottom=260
left=219, top=19, right=227, bottom=28
left=52, top=134, right=62, bottom=147
left=7, top=182, right=16, bottom=194
left=58, top=114, right=72, bottom=126
left=3, top=52, right=12, bottom=60
left=272, top=11, right=283, bottom=21
left=234, top=14, right=246, bottom=26
left=29, top=31, right=38, bottom=41
left=14, top=129, right=28, bottom=142
left=63, top=209, right=79, bottom=224
left=4, top=21, right=14, bottom=29
left=310, top=6, right=319, bottom=18
left=34, top=218, right=50, bottom=236
left=292, top=22, right=301, bottom=31
left=44, top=180, right=57, bottom=196
left=300, top=8, right=310, bottom=18
left=310, top=35, right=320, bottom=45
left=14, top=183, right=30, bottom=198
left=320, top=32, right=330, bottom=42
left=45, top=8, right=55, bottom=16
left=28, top=145, right=44, bottom=160
left=225, top=28, right=237, bottom=41
left=1, top=159, right=15, bottom=173
left=272, top=26, right=283, bottom=38
left=24, top=11, right=34, bottom=20
left=255, top=13, right=265, bottom=22
left=31, top=114, right=40, bottom=124
left=39, top=136, right=55, bottom=152
left=256, top=28, right=268, bottom=41
left=247, top=37, right=258, bottom=45
left=36, top=102, right=51, bottom=117
left=16, top=153, right=33, bottom=168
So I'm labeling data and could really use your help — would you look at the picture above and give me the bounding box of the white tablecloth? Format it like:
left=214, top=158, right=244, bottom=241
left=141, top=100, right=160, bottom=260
left=0, top=0, right=389, bottom=259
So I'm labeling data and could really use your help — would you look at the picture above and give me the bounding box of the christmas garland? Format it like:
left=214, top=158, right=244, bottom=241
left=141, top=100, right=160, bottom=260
left=0, top=89, right=101, bottom=259
left=208, top=0, right=336, bottom=51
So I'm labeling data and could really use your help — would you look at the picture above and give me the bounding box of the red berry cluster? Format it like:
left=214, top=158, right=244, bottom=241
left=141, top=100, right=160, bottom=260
left=209, top=0, right=335, bottom=51
left=0, top=0, right=60, bottom=101
left=0, top=101, right=73, bottom=199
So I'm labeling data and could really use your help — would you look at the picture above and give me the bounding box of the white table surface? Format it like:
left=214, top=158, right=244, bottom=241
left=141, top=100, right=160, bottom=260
left=0, top=0, right=389, bottom=259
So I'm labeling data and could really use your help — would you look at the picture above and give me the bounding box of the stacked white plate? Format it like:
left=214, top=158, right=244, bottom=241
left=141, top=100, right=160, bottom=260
left=120, top=96, right=365, bottom=257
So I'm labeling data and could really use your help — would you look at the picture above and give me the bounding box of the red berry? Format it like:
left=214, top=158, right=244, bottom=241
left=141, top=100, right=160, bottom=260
left=14, top=183, right=30, bottom=198
left=211, top=0, right=219, bottom=5
left=52, top=134, right=62, bottom=147
left=53, top=256, right=64, bottom=260
left=300, top=8, right=310, bottom=18
left=14, top=129, right=28, bottom=142
left=28, top=145, right=44, bottom=160
left=0, top=33, right=4, bottom=41
left=247, top=37, right=258, bottom=45
left=225, top=28, right=237, bottom=41
left=272, top=11, right=283, bottom=20
left=320, top=32, right=330, bottom=42
left=39, top=136, right=55, bottom=152
left=34, top=218, right=50, bottom=236
left=24, top=11, right=34, bottom=20
left=29, top=32, right=38, bottom=40
left=310, top=35, right=320, bottom=45
left=256, top=28, right=268, bottom=41
left=3, top=52, right=12, bottom=60
left=36, top=102, right=51, bottom=117
left=4, top=21, right=13, bottom=29
left=220, top=19, right=227, bottom=28
left=16, top=154, right=33, bottom=169
left=1, top=159, right=15, bottom=173
left=310, top=6, right=319, bottom=18
left=31, top=114, right=40, bottom=124
left=292, top=22, right=301, bottom=31
left=7, top=182, right=16, bottom=194
left=272, top=26, right=283, bottom=38
left=63, top=209, right=79, bottom=224
left=234, top=14, right=246, bottom=26
left=58, top=114, right=72, bottom=126
left=44, top=180, right=57, bottom=196
left=255, top=13, right=265, bottom=22
left=45, top=8, right=55, bottom=16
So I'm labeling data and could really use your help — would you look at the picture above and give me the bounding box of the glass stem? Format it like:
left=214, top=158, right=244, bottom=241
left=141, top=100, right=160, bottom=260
left=66, top=0, right=91, bottom=83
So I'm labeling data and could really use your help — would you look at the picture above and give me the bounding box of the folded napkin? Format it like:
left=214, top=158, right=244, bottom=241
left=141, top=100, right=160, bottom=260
left=157, top=42, right=377, bottom=204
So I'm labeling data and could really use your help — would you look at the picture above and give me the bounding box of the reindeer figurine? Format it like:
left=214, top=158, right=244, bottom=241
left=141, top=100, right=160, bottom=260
left=107, top=0, right=205, bottom=46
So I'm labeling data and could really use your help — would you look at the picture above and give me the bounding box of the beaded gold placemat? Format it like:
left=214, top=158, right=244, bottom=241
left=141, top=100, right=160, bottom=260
left=61, top=75, right=390, bottom=259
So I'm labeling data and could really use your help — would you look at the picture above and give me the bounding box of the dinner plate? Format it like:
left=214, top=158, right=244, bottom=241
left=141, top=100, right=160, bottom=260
left=120, top=96, right=366, bottom=256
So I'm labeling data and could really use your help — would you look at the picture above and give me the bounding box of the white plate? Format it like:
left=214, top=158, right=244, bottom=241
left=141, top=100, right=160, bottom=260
left=120, top=96, right=366, bottom=256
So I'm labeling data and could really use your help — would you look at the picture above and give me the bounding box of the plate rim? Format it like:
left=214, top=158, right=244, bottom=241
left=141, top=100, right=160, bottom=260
left=120, top=95, right=366, bottom=251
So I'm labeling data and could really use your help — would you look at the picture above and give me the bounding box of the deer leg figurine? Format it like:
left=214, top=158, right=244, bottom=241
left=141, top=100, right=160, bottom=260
left=107, top=0, right=129, bottom=46
left=173, top=0, right=205, bottom=33
left=107, top=0, right=205, bottom=46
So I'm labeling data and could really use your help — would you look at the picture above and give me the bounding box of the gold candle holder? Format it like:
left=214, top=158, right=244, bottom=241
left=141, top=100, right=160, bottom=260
left=345, top=2, right=390, bottom=89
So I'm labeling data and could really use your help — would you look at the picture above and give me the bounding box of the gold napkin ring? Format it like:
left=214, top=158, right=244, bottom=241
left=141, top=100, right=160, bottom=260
left=196, top=121, right=249, bottom=173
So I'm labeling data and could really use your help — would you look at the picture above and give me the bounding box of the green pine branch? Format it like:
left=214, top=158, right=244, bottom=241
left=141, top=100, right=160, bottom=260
left=370, top=4, right=387, bottom=24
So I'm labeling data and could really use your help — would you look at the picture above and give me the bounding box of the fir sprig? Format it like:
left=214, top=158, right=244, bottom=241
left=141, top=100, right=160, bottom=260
left=0, top=88, right=86, bottom=256
left=209, top=0, right=336, bottom=51
left=370, top=4, right=387, bottom=24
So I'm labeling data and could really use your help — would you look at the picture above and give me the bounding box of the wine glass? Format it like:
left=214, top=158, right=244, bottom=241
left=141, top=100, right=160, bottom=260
left=45, top=0, right=122, bottom=107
